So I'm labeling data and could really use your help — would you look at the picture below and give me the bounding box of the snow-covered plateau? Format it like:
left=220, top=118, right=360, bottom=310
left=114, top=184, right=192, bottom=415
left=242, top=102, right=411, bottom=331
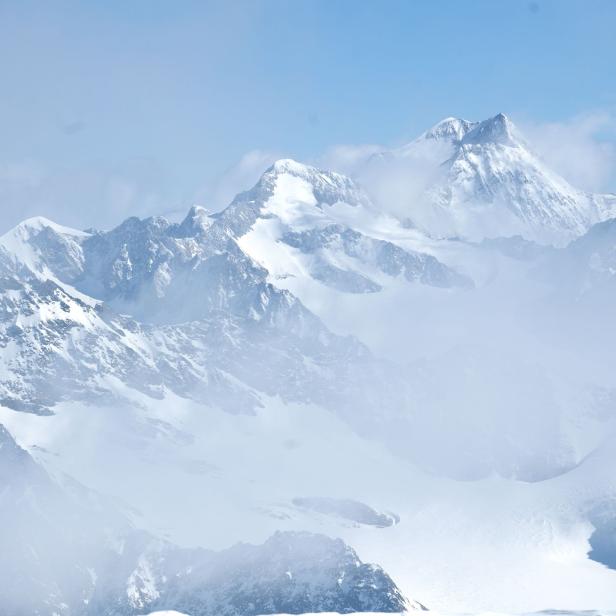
left=1, top=114, right=616, bottom=615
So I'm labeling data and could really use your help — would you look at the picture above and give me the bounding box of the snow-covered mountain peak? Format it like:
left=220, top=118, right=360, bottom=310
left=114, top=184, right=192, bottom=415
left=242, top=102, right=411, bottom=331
left=212, top=158, right=378, bottom=244
left=260, top=158, right=371, bottom=210
left=1, top=216, right=90, bottom=252
left=269, top=158, right=315, bottom=176
left=461, top=112, right=521, bottom=147
left=0, top=216, right=89, bottom=279
left=112, top=214, right=172, bottom=236
left=230, top=160, right=472, bottom=294
left=363, top=112, right=616, bottom=244
left=422, top=116, right=478, bottom=143
left=4, top=215, right=88, bottom=237
left=175, top=205, right=213, bottom=237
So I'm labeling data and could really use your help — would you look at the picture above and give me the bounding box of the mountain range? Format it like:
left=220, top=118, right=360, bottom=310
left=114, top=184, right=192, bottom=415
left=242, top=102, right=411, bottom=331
left=1, top=113, right=616, bottom=614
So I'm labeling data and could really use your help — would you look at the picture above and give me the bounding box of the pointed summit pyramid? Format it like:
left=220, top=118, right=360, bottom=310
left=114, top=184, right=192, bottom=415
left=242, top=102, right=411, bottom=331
left=369, top=113, right=616, bottom=244
left=461, top=113, right=521, bottom=147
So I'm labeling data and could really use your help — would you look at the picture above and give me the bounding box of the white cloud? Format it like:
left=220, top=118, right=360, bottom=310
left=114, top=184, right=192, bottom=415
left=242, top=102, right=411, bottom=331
left=518, top=111, right=616, bottom=193
left=317, top=144, right=382, bottom=177
left=1, top=111, right=614, bottom=235
left=0, top=159, right=176, bottom=234
left=199, top=149, right=282, bottom=212
left=316, top=111, right=616, bottom=225
left=316, top=138, right=456, bottom=223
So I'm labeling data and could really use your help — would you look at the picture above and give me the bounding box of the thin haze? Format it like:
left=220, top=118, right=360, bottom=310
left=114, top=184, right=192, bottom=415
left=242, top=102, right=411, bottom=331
left=1, top=6, right=616, bottom=608
left=0, top=0, right=615, bottom=231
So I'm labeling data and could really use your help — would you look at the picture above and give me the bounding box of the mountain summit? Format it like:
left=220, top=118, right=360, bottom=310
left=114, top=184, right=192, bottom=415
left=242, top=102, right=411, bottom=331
left=421, top=116, right=477, bottom=143
left=460, top=112, right=520, bottom=147
left=367, top=113, right=616, bottom=245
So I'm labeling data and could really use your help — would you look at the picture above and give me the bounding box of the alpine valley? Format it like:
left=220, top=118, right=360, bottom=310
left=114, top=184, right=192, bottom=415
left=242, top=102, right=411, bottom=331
left=1, top=114, right=616, bottom=616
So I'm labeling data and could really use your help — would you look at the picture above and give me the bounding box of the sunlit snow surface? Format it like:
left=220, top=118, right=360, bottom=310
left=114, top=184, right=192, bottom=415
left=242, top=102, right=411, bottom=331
left=3, top=389, right=616, bottom=612
left=1, top=113, right=616, bottom=614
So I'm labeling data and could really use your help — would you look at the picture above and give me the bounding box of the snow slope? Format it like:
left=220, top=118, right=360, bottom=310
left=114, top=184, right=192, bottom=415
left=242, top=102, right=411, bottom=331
left=359, top=113, right=616, bottom=245
left=2, top=113, right=616, bottom=614
left=229, top=159, right=471, bottom=294
left=0, top=422, right=409, bottom=616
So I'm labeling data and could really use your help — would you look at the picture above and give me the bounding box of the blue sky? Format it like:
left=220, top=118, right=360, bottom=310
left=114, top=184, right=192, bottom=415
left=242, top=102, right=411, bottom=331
left=0, top=0, right=615, bottom=229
